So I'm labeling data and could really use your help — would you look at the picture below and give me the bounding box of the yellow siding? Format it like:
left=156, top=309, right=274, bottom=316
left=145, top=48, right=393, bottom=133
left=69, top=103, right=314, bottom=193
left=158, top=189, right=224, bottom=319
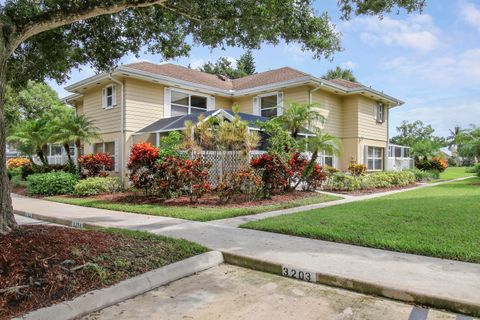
left=284, top=86, right=309, bottom=104
left=341, top=96, right=358, bottom=139
left=125, top=78, right=164, bottom=132
left=340, top=137, right=360, bottom=170
left=233, top=96, right=254, bottom=114
left=215, top=96, right=234, bottom=110
left=357, top=96, right=388, bottom=141
left=81, top=84, right=121, bottom=134
left=312, top=90, right=343, bottom=137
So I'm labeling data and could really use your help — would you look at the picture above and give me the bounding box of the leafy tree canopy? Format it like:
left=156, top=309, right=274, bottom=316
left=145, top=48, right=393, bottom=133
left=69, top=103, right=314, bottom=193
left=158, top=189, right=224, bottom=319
left=0, top=0, right=426, bottom=233
left=322, top=66, right=357, bottom=82
left=391, top=120, right=446, bottom=158
left=198, top=50, right=256, bottom=79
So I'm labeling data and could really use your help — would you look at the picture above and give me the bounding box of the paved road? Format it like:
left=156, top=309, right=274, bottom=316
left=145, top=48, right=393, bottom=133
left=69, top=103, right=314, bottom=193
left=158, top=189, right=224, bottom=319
left=83, top=264, right=471, bottom=320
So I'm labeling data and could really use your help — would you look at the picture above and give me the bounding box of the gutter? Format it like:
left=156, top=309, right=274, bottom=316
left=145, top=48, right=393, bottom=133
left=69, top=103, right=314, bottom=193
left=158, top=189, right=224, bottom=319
left=109, top=74, right=125, bottom=185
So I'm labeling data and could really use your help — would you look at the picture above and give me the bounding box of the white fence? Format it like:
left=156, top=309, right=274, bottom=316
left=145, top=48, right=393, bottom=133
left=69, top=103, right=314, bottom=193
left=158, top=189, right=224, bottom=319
left=386, top=157, right=414, bottom=171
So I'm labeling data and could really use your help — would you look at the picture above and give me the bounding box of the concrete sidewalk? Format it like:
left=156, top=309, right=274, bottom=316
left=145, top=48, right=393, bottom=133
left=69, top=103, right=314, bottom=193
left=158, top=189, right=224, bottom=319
left=11, top=191, right=480, bottom=316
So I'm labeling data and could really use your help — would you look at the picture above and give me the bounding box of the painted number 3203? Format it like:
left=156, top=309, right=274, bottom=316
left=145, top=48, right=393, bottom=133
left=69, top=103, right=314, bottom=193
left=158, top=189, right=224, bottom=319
left=281, top=266, right=316, bottom=283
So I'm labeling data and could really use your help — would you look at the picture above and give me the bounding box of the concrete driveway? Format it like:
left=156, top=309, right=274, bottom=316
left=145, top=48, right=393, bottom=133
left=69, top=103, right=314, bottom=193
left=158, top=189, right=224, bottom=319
left=83, top=265, right=465, bottom=320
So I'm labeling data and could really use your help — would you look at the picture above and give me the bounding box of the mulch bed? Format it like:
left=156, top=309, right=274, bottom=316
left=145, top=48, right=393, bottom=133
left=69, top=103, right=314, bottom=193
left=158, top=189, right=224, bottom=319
left=323, top=183, right=418, bottom=196
left=58, top=190, right=321, bottom=208
left=0, top=225, right=205, bottom=319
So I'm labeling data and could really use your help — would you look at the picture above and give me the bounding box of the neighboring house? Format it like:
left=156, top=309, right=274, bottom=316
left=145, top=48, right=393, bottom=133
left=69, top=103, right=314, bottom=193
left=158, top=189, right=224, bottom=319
left=64, top=62, right=406, bottom=182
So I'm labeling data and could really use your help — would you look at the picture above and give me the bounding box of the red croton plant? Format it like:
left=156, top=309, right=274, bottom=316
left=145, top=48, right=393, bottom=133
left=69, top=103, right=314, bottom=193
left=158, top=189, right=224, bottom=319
left=78, top=153, right=114, bottom=178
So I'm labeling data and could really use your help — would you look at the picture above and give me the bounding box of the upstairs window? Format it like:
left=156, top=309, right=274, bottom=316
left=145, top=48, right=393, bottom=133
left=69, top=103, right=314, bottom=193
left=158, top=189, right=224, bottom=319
left=171, top=90, right=207, bottom=117
left=102, top=84, right=116, bottom=109
left=260, top=94, right=278, bottom=118
left=375, top=102, right=385, bottom=123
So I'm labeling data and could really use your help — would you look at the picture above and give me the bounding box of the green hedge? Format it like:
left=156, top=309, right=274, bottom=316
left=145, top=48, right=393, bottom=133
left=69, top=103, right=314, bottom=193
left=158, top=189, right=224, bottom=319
left=27, top=171, right=79, bottom=196
left=410, top=168, right=439, bottom=181
left=74, top=177, right=121, bottom=196
left=326, top=171, right=416, bottom=191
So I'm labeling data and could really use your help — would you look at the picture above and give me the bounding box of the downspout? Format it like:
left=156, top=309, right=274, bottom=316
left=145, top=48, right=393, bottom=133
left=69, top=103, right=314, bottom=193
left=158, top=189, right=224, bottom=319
left=385, top=106, right=390, bottom=171
left=109, top=74, right=125, bottom=185
left=308, top=83, right=323, bottom=104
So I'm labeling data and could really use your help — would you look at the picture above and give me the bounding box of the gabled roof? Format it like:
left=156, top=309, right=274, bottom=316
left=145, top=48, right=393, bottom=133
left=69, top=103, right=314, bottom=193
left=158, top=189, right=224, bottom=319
left=134, top=109, right=314, bottom=136
left=65, top=62, right=403, bottom=106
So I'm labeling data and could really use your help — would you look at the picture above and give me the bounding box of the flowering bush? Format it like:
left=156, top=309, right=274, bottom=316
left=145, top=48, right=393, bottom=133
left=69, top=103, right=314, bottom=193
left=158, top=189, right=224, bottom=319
left=128, top=143, right=160, bottom=195
left=348, top=163, right=367, bottom=176
left=216, top=167, right=263, bottom=203
left=250, top=153, right=289, bottom=198
left=156, top=156, right=211, bottom=203
left=7, top=157, right=31, bottom=169
left=78, top=153, right=113, bottom=177
left=303, top=163, right=327, bottom=191
left=416, top=157, right=448, bottom=173
left=285, top=152, right=327, bottom=191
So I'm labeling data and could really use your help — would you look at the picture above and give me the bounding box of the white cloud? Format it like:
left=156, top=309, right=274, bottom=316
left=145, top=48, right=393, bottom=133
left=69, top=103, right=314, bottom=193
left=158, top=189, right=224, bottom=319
left=283, top=43, right=311, bottom=63
left=341, top=60, right=357, bottom=69
left=381, top=48, right=480, bottom=87
left=460, top=1, right=480, bottom=31
left=391, top=99, right=480, bottom=136
left=127, top=56, right=153, bottom=64
left=188, top=57, right=206, bottom=69
left=345, top=15, right=439, bottom=53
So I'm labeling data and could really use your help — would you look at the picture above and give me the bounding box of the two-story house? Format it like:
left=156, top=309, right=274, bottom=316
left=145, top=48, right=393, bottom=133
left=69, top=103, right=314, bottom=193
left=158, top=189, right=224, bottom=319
left=64, top=62, right=404, bottom=183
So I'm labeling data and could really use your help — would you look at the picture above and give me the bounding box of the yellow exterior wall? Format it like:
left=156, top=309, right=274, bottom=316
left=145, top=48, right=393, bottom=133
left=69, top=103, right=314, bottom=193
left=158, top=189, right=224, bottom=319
left=312, top=90, right=343, bottom=137
left=284, top=86, right=309, bottom=105
left=124, top=78, right=164, bottom=132
left=233, top=95, right=253, bottom=114
left=215, top=96, right=234, bottom=110
left=357, top=96, right=388, bottom=142
left=78, top=83, right=121, bottom=134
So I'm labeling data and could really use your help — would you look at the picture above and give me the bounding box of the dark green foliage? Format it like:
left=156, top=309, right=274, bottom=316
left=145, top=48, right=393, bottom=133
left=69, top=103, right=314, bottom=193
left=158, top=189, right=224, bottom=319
left=198, top=50, right=256, bottom=79
left=322, top=66, right=357, bottom=82
left=27, top=171, right=79, bottom=196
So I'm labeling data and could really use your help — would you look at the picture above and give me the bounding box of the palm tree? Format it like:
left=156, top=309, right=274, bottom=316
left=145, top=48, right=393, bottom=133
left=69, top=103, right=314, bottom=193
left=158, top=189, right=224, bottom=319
left=51, top=113, right=101, bottom=165
left=8, top=119, right=52, bottom=165
left=276, top=102, right=324, bottom=139
left=322, top=66, right=357, bottom=82
left=458, top=126, right=480, bottom=163
left=302, top=129, right=342, bottom=179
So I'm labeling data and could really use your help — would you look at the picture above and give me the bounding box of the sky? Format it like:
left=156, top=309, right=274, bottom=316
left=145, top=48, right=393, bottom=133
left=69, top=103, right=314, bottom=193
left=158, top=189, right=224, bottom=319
left=47, top=0, right=480, bottom=138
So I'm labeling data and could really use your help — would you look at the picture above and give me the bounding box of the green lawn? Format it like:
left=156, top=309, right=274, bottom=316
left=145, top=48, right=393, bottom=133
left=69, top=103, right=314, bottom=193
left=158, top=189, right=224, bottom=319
left=242, top=177, right=480, bottom=263
left=437, top=167, right=474, bottom=180
left=47, top=194, right=340, bottom=222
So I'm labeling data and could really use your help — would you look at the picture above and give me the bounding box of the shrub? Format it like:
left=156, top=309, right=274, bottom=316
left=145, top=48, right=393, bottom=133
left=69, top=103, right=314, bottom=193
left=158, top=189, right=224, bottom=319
left=78, top=153, right=114, bottom=177
left=7, top=157, right=31, bottom=169
left=27, top=172, right=79, bottom=196
left=250, top=152, right=289, bottom=198
left=74, top=177, right=121, bottom=196
left=303, top=163, right=327, bottom=191
left=325, top=171, right=415, bottom=191
left=128, top=143, right=160, bottom=195
left=176, top=157, right=212, bottom=203
left=8, top=167, right=22, bottom=178
left=324, top=165, right=339, bottom=174
left=216, top=167, right=263, bottom=203
left=410, top=168, right=438, bottom=182
left=10, top=175, right=28, bottom=188
left=348, top=163, right=367, bottom=176
left=325, top=172, right=359, bottom=191
left=471, top=163, right=480, bottom=177
left=416, top=157, right=448, bottom=173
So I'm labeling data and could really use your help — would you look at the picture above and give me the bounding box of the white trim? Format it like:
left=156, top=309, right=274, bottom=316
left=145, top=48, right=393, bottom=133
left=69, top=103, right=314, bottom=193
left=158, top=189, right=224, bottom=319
left=164, top=87, right=171, bottom=118
left=169, top=88, right=210, bottom=117
left=102, top=84, right=116, bottom=109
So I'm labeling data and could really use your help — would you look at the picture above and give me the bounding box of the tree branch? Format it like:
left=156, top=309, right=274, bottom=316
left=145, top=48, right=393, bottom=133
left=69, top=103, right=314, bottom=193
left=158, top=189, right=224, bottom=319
left=16, top=0, right=168, bottom=47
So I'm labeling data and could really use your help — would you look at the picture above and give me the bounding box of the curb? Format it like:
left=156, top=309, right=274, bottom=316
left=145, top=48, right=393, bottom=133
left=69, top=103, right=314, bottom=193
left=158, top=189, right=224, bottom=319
left=15, top=210, right=480, bottom=317
left=223, top=252, right=480, bottom=317
left=15, top=251, right=224, bottom=320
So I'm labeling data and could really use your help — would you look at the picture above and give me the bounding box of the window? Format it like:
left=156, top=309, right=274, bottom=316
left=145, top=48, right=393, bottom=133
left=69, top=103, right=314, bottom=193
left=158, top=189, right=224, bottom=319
left=170, top=90, right=207, bottom=116
left=102, top=85, right=116, bottom=109
left=50, top=145, right=63, bottom=156
left=367, top=146, right=383, bottom=171
left=322, top=151, right=334, bottom=167
left=394, top=146, right=402, bottom=158
left=93, top=142, right=115, bottom=170
left=376, top=103, right=385, bottom=123
left=259, top=94, right=279, bottom=118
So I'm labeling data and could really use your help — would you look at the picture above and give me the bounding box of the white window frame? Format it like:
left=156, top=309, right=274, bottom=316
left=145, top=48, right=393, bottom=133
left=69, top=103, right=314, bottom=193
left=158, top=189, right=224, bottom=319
left=169, top=88, right=211, bottom=117
left=102, top=84, right=116, bottom=109
left=93, top=141, right=117, bottom=172
left=255, top=91, right=284, bottom=118
left=375, top=102, right=385, bottom=124
left=367, top=146, right=383, bottom=171
left=320, top=151, right=336, bottom=168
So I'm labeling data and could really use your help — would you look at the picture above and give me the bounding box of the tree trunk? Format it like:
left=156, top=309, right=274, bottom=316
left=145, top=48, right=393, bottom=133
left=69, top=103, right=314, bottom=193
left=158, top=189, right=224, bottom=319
left=37, top=149, right=48, bottom=166
left=64, top=143, right=73, bottom=166
left=0, top=48, right=17, bottom=235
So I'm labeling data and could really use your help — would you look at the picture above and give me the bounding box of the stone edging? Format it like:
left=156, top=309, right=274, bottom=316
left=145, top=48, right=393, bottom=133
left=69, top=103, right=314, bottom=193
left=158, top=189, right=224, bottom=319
left=15, top=251, right=224, bottom=320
